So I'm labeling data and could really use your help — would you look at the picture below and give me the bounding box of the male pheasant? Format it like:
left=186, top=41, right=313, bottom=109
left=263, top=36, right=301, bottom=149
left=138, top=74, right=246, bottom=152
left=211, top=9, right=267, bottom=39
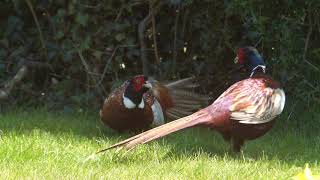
left=100, top=75, right=209, bottom=132
left=98, top=47, right=285, bottom=152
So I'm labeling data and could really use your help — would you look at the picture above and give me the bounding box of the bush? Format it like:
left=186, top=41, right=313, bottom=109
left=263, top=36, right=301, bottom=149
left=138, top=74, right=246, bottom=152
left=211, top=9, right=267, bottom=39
left=0, top=0, right=319, bottom=111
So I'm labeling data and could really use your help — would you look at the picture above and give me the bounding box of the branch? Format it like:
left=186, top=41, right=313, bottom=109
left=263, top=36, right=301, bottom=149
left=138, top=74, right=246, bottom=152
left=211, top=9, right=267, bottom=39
left=0, top=66, right=28, bottom=100
left=20, top=58, right=52, bottom=69
left=303, top=6, right=320, bottom=72
left=78, top=50, right=110, bottom=102
left=172, top=6, right=180, bottom=73
left=151, top=4, right=160, bottom=64
left=303, top=6, right=313, bottom=61
left=97, top=45, right=138, bottom=87
left=78, top=50, right=105, bottom=95
left=115, top=6, right=124, bottom=22
left=25, top=0, right=48, bottom=60
left=138, top=1, right=162, bottom=76
left=138, top=11, right=152, bottom=76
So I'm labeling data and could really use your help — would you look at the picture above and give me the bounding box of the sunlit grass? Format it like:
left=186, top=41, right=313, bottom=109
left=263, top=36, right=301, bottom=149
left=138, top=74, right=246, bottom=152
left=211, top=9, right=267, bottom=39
left=0, top=107, right=319, bottom=179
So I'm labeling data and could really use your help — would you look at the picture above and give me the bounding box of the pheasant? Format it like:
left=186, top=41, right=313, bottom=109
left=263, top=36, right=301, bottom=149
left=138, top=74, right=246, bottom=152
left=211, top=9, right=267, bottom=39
left=97, top=47, right=286, bottom=152
left=100, top=75, right=209, bottom=132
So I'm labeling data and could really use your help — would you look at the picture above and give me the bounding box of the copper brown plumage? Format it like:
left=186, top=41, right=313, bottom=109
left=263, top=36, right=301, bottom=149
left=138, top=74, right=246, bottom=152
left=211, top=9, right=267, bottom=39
left=97, top=47, right=286, bottom=153
left=100, top=75, right=209, bottom=132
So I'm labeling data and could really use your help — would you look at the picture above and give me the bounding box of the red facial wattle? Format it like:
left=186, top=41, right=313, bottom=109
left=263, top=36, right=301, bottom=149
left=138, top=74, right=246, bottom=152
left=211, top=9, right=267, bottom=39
left=237, top=48, right=245, bottom=64
left=132, top=76, right=145, bottom=92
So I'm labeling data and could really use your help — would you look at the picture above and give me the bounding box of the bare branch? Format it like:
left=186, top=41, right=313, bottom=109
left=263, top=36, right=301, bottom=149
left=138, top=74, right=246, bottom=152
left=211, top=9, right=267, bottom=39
left=305, top=59, right=320, bottom=72
left=97, top=45, right=138, bottom=87
left=303, top=6, right=313, bottom=61
left=303, top=6, right=320, bottom=72
left=78, top=50, right=105, bottom=98
left=25, top=0, right=47, bottom=60
left=173, top=6, right=181, bottom=73
left=0, top=66, right=28, bottom=100
left=138, top=12, right=152, bottom=76
left=138, top=1, right=163, bottom=76
left=115, top=6, right=124, bottom=22
left=151, top=4, right=160, bottom=64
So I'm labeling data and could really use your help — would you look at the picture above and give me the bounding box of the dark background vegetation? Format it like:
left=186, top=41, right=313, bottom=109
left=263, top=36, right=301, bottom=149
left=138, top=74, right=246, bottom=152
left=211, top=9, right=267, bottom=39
left=0, top=0, right=319, bottom=116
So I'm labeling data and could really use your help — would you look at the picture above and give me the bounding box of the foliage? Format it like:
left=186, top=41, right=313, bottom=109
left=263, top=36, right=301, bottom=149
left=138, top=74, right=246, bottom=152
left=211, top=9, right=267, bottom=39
left=0, top=0, right=319, bottom=111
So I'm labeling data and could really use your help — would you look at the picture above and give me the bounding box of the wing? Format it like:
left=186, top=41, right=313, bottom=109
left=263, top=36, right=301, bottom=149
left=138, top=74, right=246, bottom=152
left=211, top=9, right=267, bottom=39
left=223, top=78, right=285, bottom=124
left=149, top=77, right=209, bottom=121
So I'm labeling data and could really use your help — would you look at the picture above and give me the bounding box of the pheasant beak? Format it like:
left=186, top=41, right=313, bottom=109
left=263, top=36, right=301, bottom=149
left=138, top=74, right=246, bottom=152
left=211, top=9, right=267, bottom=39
left=143, top=81, right=152, bottom=89
left=234, top=56, right=239, bottom=64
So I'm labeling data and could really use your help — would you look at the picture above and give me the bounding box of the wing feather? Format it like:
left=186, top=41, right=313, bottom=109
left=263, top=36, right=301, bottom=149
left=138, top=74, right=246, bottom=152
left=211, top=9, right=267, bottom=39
left=226, top=79, right=285, bottom=124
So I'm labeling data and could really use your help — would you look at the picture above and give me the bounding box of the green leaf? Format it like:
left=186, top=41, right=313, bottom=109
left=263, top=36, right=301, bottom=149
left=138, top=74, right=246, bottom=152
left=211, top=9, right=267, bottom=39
left=63, top=52, right=73, bottom=62
left=10, top=46, right=25, bottom=58
left=115, top=55, right=122, bottom=63
left=54, top=31, right=64, bottom=40
left=79, top=36, right=91, bottom=50
left=6, top=16, right=24, bottom=35
left=0, top=39, right=9, bottom=48
left=92, top=50, right=103, bottom=60
left=57, top=9, right=66, bottom=17
left=115, top=33, right=126, bottom=42
left=75, top=13, right=89, bottom=26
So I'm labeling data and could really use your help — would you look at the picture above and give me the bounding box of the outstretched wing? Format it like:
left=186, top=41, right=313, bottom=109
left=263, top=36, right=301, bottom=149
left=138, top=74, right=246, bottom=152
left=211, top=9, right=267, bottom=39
left=149, top=77, right=210, bottom=121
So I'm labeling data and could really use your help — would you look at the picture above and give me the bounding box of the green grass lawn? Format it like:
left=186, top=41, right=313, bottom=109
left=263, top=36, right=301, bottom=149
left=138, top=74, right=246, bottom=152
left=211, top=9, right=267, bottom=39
left=0, top=107, right=319, bottom=179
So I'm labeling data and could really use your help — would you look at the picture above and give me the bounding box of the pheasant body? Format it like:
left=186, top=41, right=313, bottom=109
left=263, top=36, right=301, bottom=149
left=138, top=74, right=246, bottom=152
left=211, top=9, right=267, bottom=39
left=100, top=81, right=155, bottom=131
left=100, top=76, right=208, bottom=132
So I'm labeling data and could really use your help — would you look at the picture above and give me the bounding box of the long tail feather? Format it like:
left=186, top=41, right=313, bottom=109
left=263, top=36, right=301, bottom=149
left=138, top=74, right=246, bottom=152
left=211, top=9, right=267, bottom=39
left=96, top=109, right=211, bottom=154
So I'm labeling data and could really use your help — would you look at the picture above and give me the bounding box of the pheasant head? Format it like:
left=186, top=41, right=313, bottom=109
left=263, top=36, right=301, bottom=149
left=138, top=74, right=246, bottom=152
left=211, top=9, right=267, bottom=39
left=123, top=75, right=152, bottom=109
left=234, top=46, right=266, bottom=77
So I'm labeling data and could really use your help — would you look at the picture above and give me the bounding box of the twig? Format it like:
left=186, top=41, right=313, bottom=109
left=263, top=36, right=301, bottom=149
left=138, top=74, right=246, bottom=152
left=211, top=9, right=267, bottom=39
left=151, top=3, right=160, bottom=64
left=303, top=6, right=313, bottom=61
left=25, top=61, right=52, bottom=69
left=49, top=73, right=102, bottom=88
left=254, top=37, right=262, bottom=47
left=78, top=50, right=93, bottom=104
left=78, top=50, right=91, bottom=74
left=305, top=59, right=320, bottom=72
left=303, top=7, right=320, bottom=72
left=78, top=50, right=105, bottom=100
left=0, top=66, right=28, bottom=100
left=97, top=45, right=138, bottom=87
left=181, top=8, right=189, bottom=41
left=19, top=58, right=52, bottom=70
left=286, top=101, right=297, bottom=121
left=138, top=11, right=152, bottom=76
left=172, top=6, right=180, bottom=73
left=25, top=0, right=47, bottom=60
left=304, top=78, right=318, bottom=90
left=115, top=6, right=124, bottom=22
left=79, top=3, right=101, bottom=9
left=138, top=1, right=163, bottom=76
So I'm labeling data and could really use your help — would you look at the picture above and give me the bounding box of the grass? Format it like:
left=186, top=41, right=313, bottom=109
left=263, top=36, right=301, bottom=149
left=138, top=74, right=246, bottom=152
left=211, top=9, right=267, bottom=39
left=0, top=107, right=319, bottom=179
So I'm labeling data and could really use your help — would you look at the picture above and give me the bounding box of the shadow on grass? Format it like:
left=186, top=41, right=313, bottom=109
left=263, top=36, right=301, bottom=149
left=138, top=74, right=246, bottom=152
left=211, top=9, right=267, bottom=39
left=155, top=118, right=320, bottom=166
left=0, top=108, right=125, bottom=140
left=101, top=111, right=320, bottom=166
left=1, top=108, right=319, bottom=166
